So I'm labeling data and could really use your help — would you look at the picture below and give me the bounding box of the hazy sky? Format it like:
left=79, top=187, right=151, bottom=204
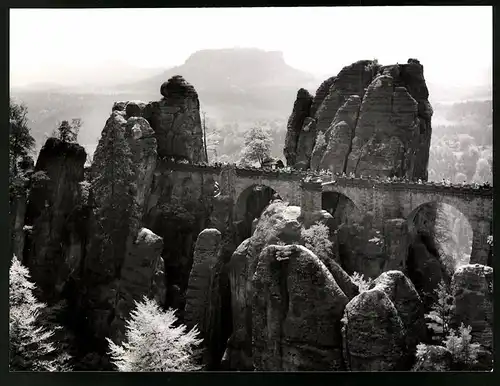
left=10, top=6, right=492, bottom=87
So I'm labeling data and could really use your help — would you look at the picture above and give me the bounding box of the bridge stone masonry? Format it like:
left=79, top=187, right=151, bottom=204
left=159, top=160, right=493, bottom=265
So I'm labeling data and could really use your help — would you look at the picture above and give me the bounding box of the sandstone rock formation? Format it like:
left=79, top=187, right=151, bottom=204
left=382, top=219, right=409, bottom=272
left=252, top=245, right=349, bottom=371
left=222, top=200, right=356, bottom=370
left=184, top=228, right=222, bottom=333
left=406, top=204, right=449, bottom=309
left=222, top=238, right=253, bottom=370
left=223, top=201, right=303, bottom=369
left=109, top=228, right=165, bottom=343
left=284, top=59, right=432, bottom=181
left=79, top=79, right=213, bottom=346
left=334, top=214, right=411, bottom=280
left=311, top=95, right=361, bottom=173
left=104, top=105, right=159, bottom=216
left=335, top=213, right=386, bottom=278
left=144, top=163, right=216, bottom=311
left=284, top=89, right=313, bottom=167
left=10, top=191, right=28, bottom=260
left=74, top=106, right=164, bottom=351
left=143, top=75, right=206, bottom=163
left=316, top=252, right=359, bottom=300
left=23, top=137, right=87, bottom=302
left=369, top=271, right=426, bottom=357
left=19, top=70, right=491, bottom=373
left=184, top=227, right=234, bottom=369
left=451, top=264, right=493, bottom=358
left=342, top=288, right=406, bottom=371
left=124, top=117, right=158, bottom=215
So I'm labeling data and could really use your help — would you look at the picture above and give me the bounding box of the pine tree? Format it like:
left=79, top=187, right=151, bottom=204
left=106, top=297, right=203, bottom=372
left=413, top=280, right=484, bottom=371
left=9, top=99, right=35, bottom=201
left=426, top=280, right=454, bottom=343
left=9, top=256, right=71, bottom=371
left=444, top=324, right=480, bottom=370
left=52, top=118, right=81, bottom=143
left=351, top=272, right=374, bottom=293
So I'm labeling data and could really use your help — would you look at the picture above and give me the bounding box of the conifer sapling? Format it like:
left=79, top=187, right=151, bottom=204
left=106, top=297, right=203, bottom=372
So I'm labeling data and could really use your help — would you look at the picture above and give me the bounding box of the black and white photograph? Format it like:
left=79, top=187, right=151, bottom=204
left=8, top=5, right=493, bottom=373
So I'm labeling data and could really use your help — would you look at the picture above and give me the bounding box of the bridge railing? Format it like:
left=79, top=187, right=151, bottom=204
left=156, top=158, right=493, bottom=197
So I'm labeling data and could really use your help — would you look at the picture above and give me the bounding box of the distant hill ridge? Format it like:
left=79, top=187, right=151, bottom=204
left=124, top=48, right=317, bottom=93
left=9, top=47, right=492, bottom=158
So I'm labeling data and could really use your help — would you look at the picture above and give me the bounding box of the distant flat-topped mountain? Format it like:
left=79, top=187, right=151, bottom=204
left=10, top=48, right=491, bottom=158
left=10, top=48, right=320, bottom=153
left=114, top=48, right=319, bottom=120
left=123, top=48, right=317, bottom=92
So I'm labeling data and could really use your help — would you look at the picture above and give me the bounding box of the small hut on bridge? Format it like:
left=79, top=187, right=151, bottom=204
left=261, top=157, right=285, bottom=170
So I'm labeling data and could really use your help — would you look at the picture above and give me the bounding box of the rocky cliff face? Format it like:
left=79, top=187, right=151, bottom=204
left=221, top=201, right=356, bottom=370
left=284, top=89, right=313, bottom=167
left=143, top=76, right=206, bottom=162
left=451, top=264, right=493, bottom=369
left=342, top=287, right=406, bottom=371
left=252, top=244, right=349, bottom=371
left=284, top=59, right=433, bottom=180
left=20, top=70, right=491, bottom=372
left=78, top=109, right=163, bottom=351
left=107, top=78, right=216, bottom=316
left=23, top=138, right=87, bottom=303
left=114, top=76, right=206, bottom=163
left=144, top=163, right=216, bottom=312
left=20, top=76, right=209, bottom=367
left=109, top=228, right=165, bottom=344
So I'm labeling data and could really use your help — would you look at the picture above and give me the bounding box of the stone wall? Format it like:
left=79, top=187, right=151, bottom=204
left=156, top=162, right=492, bottom=266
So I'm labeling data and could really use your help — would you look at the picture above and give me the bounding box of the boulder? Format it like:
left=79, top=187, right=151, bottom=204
left=342, top=288, right=406, bottom=371
left=252, top=245, right=349, bottom=371
left=369, top=270, right=426, bottom=356
left=125, top=101, right=147, bottom=118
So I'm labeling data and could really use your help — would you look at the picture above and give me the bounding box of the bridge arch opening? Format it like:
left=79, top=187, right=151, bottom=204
left=321, top=191, right=363, bottom=230
left=235, top=184, right=281, bottom=241
left=406, top=202, right=472, bottom=308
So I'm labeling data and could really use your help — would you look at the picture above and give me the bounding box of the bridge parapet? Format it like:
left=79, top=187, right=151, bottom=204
left=157, top=160, right=493, bottom=198
left=322, top=177, right=493, bottom=198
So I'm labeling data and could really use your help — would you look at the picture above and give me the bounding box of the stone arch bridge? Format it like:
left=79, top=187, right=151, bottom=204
left=161, top=162, right=493, bottom=265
